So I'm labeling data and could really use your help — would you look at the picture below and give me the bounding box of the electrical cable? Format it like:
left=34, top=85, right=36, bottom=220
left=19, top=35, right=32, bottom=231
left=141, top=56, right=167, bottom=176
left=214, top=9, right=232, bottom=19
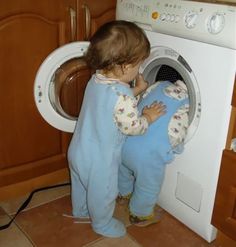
left=0, top=182, right=70, bottom=230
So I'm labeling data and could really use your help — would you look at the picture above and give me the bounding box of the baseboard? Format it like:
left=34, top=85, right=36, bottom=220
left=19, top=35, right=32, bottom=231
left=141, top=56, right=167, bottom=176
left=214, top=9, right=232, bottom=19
left=0, top=168, right=70, bottom=201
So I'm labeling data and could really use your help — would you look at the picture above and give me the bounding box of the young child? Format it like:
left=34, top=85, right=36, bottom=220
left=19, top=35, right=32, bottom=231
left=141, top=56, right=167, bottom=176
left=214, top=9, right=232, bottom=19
left=118, top=80, right=189, bottom=227
left=67, top=20, right=166, bottom=238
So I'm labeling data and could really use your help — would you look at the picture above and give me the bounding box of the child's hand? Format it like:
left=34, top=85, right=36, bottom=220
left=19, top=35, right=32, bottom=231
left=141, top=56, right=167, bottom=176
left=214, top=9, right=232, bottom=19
left=142, top=101, right=166, bottom=124
left=133, top=74, right=148, bottom=96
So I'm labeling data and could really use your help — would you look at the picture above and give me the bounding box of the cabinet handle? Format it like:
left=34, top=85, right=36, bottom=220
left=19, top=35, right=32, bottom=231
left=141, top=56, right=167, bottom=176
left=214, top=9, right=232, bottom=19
left=82, top=4, right=91, bottom=40
left=69, top=7, right=76, bottom=41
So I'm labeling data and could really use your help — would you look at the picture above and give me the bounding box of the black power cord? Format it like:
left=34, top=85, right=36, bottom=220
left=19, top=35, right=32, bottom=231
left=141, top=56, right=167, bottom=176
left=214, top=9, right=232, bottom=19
left=0, top=182, right=70, bottom=230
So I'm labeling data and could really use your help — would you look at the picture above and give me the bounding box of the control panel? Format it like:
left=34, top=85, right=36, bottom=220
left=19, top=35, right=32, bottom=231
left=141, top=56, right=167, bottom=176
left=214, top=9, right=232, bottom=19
left=116, top=0, right=236, bottom=49
left=116, top=0, right=153, bottom=26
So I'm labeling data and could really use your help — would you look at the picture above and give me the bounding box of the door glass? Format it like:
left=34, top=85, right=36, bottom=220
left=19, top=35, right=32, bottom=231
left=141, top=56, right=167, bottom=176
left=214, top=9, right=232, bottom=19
left=49, top=58, right=91, bottom=119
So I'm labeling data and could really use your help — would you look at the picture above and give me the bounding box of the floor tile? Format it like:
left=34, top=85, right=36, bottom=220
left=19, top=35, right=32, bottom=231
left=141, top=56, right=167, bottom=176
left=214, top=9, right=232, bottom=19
left=84, top=235, right=141, bottom=247
left=127, top=212, right=218, bottom=247
left=15, top=196, right=101, bottom=247
left=1, top=191, right=222, bottom=247
left=0, top=183, right=70, bottom=215
left=0, top=208, right=33, bottom=247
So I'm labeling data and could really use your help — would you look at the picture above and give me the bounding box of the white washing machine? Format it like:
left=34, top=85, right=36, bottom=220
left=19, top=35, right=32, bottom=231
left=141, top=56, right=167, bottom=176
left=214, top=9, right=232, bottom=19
left=116, top=0, right=236, bottom=243
left=34, top=0, right=236, bottom=243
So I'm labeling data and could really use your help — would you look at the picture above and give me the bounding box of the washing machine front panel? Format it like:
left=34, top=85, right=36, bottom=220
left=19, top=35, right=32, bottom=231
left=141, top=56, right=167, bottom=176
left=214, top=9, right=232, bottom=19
left=140, top=46, right=201, bottom=143
left=34, top=42, right=90, bottom=133
left=116, top=0, right=236, bottom=242
left=144, top=30, right=236, bottom=242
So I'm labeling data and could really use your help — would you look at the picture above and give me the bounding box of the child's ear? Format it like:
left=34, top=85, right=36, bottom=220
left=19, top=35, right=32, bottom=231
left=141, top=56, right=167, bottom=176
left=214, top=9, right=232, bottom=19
left=122, top=64, right=132, bottom=73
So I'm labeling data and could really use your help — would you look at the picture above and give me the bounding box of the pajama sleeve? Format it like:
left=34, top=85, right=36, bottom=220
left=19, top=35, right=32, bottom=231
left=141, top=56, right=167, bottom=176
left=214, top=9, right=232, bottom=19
left=114, top=94, right=148, bottom=135
left=164, top=81, right=189, bottom=147
left=168, top=104, right=189, bottom=147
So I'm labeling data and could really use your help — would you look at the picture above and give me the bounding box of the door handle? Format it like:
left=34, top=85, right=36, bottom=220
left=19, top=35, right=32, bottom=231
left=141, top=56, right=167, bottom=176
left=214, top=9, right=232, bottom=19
left=69, top=7, right=76, bottom=41
left=82, top=4, right=91, bottom=40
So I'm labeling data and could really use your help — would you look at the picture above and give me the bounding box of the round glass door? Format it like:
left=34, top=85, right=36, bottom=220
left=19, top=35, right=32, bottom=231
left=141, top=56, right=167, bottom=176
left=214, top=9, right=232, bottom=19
left=34, top=42, right=90, bottom=132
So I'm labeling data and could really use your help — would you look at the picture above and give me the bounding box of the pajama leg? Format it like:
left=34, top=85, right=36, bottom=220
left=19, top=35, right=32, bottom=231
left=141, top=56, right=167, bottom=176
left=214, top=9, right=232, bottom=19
left=87, top=163, right=126, bottom=238
left=130, top=160, right=166, bottom=217
left=70, top=168, right=89, bottom=218
left=118, top=162, right=134, bottom=196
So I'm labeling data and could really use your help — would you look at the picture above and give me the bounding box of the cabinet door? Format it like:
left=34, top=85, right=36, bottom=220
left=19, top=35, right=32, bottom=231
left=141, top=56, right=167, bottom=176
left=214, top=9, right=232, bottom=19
left=211, top=150, right=236, bottom=241
left=0, top=0, right=76, bottom=196
left=77, top=0, right=116, bottom=40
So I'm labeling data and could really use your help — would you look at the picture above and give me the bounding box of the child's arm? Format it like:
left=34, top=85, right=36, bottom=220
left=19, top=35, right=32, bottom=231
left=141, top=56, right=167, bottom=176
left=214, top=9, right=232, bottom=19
left=114, top=95, right=166, bottom=136
left=132, top=74, right=148, bottom=96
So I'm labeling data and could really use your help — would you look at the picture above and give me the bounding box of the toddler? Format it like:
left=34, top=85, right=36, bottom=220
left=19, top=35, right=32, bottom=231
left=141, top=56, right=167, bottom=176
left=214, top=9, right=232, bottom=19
left=118, top=80, right=189, bottom=226
left=67, top=20, right=166, bottom=238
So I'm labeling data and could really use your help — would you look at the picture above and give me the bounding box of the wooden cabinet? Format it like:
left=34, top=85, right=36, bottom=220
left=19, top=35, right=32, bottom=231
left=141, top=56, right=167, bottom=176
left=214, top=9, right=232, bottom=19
left=77, top=0, right=116, bottom=40
left=212, top=150, right=236, bottom=240
left=212, top=76, right=236, bottom=246
left=63, top=0, right=116, bottom=116
left=0, top=0, right=116, bottom=200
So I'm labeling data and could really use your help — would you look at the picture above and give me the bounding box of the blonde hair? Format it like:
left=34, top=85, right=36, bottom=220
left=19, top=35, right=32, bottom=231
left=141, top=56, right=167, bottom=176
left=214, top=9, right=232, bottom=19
left=85, top=20, right=150, bottom=71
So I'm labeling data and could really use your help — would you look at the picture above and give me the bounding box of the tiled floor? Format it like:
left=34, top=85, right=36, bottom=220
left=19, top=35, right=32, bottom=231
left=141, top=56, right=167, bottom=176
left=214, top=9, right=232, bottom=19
left=0, top=185, right=218, bottom=247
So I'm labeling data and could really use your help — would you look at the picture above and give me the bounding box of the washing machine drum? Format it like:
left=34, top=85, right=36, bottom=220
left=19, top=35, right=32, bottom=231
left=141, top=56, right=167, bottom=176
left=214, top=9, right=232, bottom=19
left=140, top=46, right=201, bottom=142
left=34, top=42, right=90, bottom=133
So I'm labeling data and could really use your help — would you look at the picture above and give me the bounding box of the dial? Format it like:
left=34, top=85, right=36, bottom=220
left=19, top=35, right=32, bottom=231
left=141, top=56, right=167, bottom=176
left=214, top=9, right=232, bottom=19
left=184, top=11, right=198, bottom=29
left=207, top=13, right=225, bottom=34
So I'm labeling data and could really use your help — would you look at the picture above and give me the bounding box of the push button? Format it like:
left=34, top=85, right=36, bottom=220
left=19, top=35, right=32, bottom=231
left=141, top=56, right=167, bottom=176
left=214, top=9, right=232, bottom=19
left=152, top=11, right=159, bottom=19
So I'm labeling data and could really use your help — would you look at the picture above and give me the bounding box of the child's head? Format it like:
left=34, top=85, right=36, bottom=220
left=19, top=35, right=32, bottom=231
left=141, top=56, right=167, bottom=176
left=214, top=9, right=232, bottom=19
left=85, top=20, right=150, bottom=79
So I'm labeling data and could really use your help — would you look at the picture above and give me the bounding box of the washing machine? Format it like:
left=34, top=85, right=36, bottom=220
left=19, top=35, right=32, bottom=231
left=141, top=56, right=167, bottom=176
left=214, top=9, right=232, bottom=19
left=116, top=0, right=236, bottom=243
left=34, top=0, right=236, bottom=243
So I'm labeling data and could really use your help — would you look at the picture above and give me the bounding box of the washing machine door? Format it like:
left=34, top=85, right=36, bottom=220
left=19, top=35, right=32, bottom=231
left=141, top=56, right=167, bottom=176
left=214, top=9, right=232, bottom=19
left=34, top=41, right=90, bottom=133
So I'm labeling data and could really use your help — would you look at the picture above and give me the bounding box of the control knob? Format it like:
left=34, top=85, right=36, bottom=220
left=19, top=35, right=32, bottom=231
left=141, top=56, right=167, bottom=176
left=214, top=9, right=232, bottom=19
left=185, top=11, right=198, bottom=29
left=207, top=13, right=225, bottom=34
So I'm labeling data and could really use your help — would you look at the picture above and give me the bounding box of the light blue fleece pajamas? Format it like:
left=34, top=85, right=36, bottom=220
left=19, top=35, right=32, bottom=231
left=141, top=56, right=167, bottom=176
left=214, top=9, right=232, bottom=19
left=119, top=81, right=189, bottom=217
left=68, top=75, right=133, bottom=237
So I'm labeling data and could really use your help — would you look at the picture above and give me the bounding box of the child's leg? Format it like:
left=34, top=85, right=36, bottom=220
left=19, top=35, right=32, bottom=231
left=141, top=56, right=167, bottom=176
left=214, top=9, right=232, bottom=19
left=70, top=168, right=89, bottom=218
left=118, top=163, right=134, bottom=198
left=129, top=161, right=166, bottom=222
left=87, top=164, right=126, bottom=238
